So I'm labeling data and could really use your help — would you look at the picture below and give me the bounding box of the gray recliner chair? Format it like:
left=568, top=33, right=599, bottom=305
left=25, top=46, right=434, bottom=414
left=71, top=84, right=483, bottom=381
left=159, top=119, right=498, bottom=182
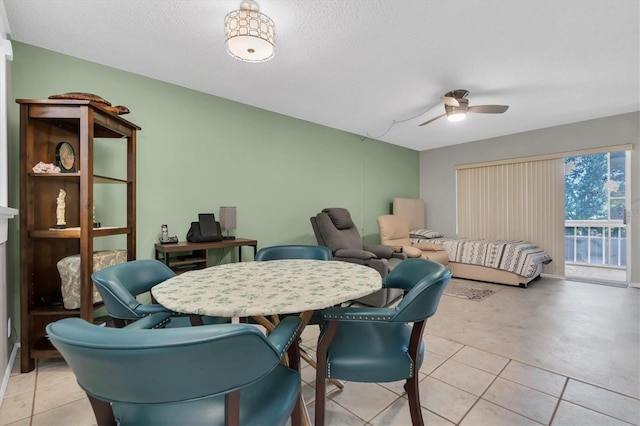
left=310, top=208, right=406, bottom=307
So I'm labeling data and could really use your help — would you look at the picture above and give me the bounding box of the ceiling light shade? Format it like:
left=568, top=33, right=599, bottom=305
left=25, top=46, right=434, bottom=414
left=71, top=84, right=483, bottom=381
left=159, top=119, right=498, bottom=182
left=445, top=98, right=468, bottom=122
left=224, top=0, right=275, bottom=63
left=447, top=111, right=467, bottom=122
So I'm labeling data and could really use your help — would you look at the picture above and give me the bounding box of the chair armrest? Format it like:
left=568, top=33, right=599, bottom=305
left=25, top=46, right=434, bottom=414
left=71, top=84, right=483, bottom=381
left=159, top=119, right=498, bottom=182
left=392, top=252, right=408, bottom=260
left=123, top=312, right=172, bottom=329
left=366, top=258, right=388, bottom=277
left=402, top=245, right=422, bottom=258
left=334, top=249, right=376, bottom=260
left=364, top=244, right=397, bottom=259
left=134, top=303, right=174, bottom=317
left=321, top=306, right=396, bottom=322
left=414, top=242, right=445, bottom=251
left=266, top=315, right=302, bottom=358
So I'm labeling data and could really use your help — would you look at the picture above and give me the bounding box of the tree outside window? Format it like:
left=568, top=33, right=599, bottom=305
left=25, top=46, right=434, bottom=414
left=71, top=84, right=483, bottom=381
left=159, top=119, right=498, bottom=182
left=564, top=152, right=625, bottom=221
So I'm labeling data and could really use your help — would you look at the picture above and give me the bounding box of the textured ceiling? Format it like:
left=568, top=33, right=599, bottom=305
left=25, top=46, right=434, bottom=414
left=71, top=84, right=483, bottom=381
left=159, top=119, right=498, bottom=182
left=2, top=0, right=639, bottom=151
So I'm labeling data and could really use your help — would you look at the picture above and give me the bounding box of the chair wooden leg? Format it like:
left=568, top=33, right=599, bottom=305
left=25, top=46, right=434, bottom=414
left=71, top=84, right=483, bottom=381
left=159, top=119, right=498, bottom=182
left=291, top=391, right=303, bottom=426
left=315, top=321, right=338, bottom=426
left=299, top=347, right=345, bottom=390
left=407, top=320, right=427, bottom=426
left=111, top=318, right=127, bottom=328
left=189, top=315, right=204, bottom=326
left=87, top=394, right=116, bottom=426
left=286, top=331, right=310, bottom=426
left=225, top=390, right=241, bottom=426
left=405, top=375, right=423, bottom=426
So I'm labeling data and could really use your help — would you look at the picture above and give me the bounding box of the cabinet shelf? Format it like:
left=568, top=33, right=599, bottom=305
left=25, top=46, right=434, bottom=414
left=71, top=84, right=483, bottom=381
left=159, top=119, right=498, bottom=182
left=18, top=99, right=139, bottom=373
left=170, top=257, right=207, bottom=266
left=29, top=306, right=81, bottom=316
left=30, top=338, right=60, bottom=359
left=28, top=172, right=128, bottom=184
left=30, top=226, right=129, bottom=238
left=21, top=99, right=140, bottom=138
left=30, top=302, right=105, bottom=316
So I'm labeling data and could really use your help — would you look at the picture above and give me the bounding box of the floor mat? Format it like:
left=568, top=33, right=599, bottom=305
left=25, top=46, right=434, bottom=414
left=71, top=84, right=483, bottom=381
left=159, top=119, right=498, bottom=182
left=443, top=279, right=502, bottom=301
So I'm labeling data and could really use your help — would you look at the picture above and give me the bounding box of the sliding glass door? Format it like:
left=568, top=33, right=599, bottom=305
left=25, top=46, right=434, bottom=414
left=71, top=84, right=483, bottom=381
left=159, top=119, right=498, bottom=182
left=564, top=150, right=630, bottom=283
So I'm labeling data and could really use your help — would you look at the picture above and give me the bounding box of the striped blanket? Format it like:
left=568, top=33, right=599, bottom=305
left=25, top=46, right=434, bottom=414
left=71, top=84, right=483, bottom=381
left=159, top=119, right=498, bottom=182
left=412, top=237, right=552, bottom=278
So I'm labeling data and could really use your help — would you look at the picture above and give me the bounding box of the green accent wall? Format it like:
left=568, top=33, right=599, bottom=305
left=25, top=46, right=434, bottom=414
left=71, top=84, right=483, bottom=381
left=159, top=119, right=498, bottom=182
left=7, top=42, right=418, bottom=327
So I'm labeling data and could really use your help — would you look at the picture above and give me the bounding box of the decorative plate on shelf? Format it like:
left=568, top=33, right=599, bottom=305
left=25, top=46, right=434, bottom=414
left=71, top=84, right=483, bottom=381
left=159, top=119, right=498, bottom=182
left=55, top=141, right=76, bottom=172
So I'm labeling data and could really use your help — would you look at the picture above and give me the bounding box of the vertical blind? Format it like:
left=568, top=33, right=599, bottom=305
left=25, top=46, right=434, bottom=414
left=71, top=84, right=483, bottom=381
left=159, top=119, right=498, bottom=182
left=456, top=158, right=565, bottom=276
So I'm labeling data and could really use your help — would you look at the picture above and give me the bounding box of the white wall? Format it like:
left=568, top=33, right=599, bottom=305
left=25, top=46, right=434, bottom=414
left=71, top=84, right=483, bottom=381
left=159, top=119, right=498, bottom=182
left=419, top=112, right=640, bottom=282
left=0, top=0, right=17, bottom=403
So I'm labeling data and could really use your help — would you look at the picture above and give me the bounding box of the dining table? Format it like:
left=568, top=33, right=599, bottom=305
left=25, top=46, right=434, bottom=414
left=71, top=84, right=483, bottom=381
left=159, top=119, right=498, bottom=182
left=151, top=259, right=382, bottom=323
left=151, top=259, right=382, bottom=426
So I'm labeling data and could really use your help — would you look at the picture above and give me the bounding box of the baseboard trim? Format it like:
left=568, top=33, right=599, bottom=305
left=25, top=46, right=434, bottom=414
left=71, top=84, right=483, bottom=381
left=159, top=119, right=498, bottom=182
left=0, top=343, right=19, bottom=410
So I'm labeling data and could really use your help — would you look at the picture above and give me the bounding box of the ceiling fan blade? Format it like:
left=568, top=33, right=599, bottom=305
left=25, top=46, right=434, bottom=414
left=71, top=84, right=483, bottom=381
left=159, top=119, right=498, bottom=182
left=468, top=105, right=509, bottom=114
left=440, top=96, right=460, bottom=107
left=418, top=113, right=446, bottom=126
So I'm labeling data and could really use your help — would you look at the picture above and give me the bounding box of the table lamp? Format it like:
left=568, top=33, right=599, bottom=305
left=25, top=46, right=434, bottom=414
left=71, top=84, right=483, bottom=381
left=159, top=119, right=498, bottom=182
left=220, top=206, right=236, bottom=240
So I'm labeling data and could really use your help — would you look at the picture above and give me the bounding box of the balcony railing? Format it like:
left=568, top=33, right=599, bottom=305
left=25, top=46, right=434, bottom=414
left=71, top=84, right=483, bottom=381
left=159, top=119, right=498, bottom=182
left=565, top=220, right=626, bottom=267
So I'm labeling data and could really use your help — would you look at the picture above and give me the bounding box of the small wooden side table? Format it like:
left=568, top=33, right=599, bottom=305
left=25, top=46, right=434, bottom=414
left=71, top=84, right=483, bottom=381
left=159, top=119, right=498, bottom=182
left=154, top=238, right=258, bottom=273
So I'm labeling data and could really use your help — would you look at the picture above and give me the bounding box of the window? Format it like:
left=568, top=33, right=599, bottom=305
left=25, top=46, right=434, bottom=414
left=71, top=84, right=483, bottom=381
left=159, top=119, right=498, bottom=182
left=564, top=150, right=627, bottom=269
left=564, top=151, right=625, bottom=221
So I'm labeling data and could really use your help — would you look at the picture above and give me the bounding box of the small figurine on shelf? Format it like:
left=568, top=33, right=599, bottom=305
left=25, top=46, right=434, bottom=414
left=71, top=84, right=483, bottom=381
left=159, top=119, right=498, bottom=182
left=53, top=189, right=67, bottom=229
left=93, top=205, right=101, bottom=228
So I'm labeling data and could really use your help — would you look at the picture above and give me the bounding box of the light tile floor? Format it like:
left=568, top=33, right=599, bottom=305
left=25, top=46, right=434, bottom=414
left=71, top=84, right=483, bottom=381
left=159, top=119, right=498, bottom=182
left=1, top=276, right=638, bottom=426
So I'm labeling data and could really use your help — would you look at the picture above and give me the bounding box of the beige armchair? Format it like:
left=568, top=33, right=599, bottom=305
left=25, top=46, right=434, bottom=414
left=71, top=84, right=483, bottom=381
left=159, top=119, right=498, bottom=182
left=377, top=214, right=449, bottom=265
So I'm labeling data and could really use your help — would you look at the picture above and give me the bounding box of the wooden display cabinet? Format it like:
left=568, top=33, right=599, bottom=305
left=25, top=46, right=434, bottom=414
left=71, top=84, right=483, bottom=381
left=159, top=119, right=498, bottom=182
left=17, top=99, right=140, bottom=372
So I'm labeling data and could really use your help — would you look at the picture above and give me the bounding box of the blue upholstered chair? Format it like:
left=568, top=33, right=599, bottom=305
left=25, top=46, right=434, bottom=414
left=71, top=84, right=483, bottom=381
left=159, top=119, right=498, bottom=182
left=253, top=244, right=332, bottom=329
left=92, top=259, right=227, bottom=328
left=47, top=316, right=303, bottom=426
left=253, top=245, right=332, bottom=326
left=254, top=244, right=343, bottom=389
left=314, top=258, right=452, bottom=426
left=254, top=244, right=332, bottom=261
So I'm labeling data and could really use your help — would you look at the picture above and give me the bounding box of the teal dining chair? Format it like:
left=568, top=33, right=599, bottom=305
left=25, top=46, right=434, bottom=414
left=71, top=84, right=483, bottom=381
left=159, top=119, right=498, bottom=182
left=314, top=258, right=452, bottom=426
left=254, top=244, right=343, bottom=389
left=46, top=315, right=304, bottom=426
left=92, top=259, right=228, bottom=327
left=253, top=245, right=332, bottom=327
left=253, top=244, right=332, bottom=327
left=254, top=244, right=332, bottom=261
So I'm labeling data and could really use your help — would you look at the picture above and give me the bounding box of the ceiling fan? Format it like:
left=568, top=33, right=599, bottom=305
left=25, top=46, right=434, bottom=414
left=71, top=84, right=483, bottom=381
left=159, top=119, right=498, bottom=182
left=418, top=89, right=509, bottom=127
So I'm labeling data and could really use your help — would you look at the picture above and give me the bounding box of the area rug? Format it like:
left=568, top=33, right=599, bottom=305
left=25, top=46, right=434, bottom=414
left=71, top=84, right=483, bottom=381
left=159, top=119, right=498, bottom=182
left=443, top=279, right=502, bottom=301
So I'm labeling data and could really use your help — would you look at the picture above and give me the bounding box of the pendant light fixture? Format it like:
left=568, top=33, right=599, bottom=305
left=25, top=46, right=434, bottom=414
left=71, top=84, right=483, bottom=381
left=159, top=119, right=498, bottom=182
left=224, top=0, right=275, bottom=63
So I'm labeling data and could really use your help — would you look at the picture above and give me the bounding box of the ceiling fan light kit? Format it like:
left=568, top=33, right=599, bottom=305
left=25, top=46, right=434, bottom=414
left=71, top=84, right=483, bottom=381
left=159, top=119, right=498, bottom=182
left=445, top=97, right=469, bottom=122
left=224, top=0, right=275, bottom=63
left=419, top=89, right=509, bottom=127
left=447, top=111, right=466, bottom=122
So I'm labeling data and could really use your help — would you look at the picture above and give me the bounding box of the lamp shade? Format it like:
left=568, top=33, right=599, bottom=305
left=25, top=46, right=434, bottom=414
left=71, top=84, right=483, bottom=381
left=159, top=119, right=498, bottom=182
left=224, top=1, right=275, bottom=63
left=219, top=207, right=237, bottom=230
